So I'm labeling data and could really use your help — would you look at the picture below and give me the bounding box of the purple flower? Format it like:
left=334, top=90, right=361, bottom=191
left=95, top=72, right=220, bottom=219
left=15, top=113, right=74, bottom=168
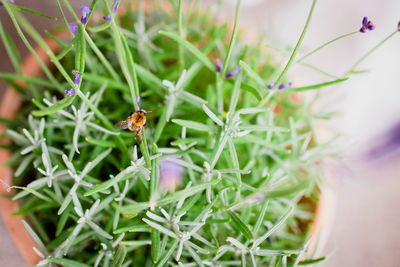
left=112, top=0, right=119, bottom=14
left=0, top=0, right=15, bottom=7
left=136, top=95, right=141, bottom=108
left=65, top=88, right=76, bottom=96
left=103, top=15, right=112, bottom=21
left=79, top=5, right=91, bottom=25
left=398, top=21, right=400, bottom=31
left=360, top=16, right=375, bottom=33
left=216, top=58, right=222, bottom=73
left=225, top=65, right=241, bottom=79
left=69, top=22, right=78, bottom=34
left=72, top=70, right=82, bottom=85
left=268, top=81, right=275, bottom=89
left=278, top=82, right=292, bottom=90
left=159, top=157, right=184, bottom=192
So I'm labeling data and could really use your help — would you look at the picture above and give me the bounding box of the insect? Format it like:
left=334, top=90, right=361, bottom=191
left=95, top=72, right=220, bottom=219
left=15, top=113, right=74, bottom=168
left=115, top=110, right=147, bottom=144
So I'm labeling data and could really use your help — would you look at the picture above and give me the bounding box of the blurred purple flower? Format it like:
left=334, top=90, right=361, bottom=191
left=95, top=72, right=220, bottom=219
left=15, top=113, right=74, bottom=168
left=268, top=81, right=275, bottom=90
left=72, top=70, right=82, bottom=85
left=136, top=95, right=141, bottom=108
left=360, top=16, right=375, bottom=33
left=0, top=0, right=15, bottom=7
left=225, top=65, right=241, bottom=79
left=368, top=120, right=400, bottom=161
left=103, top=15, right=112, bottom=21
left=65, top=88, right=76, bottom=96
left=278, top=82, right=292, bottom=90
left=159, top=157, right=184, bottom=192
left=112, top=0, right=119, bottom=14
left=68, top=22, right=79, bottom=34
left=398, top=21, right=400, bottom=31
left=79, top=5, right=91, bottom=25
left=216, top=58, right=222, bottom=73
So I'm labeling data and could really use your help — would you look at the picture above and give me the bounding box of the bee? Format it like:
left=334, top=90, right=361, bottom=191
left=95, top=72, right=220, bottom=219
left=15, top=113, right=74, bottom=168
left=115, top=110, right=147, bottom=144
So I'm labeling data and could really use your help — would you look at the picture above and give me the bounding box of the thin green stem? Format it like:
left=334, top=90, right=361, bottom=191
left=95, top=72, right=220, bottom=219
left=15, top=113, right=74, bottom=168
left=56, top=0, right=71, bottom=35
left=273, top=0, right=318, bottom=88
left=222, top=0, right=241, bottom=75
left=178, top=0, right=184, bottom=68
left=297, top=31, right=358, bottom=62
left=344, top=30, right=398, bottom=76
left=84, top=30, right=121, bottom=81
left=104, top=0, right=151, bottom=168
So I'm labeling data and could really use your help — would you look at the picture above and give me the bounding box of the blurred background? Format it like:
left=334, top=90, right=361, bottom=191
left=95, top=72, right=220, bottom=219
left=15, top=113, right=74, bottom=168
left=1, top=0, right=400, bottom=266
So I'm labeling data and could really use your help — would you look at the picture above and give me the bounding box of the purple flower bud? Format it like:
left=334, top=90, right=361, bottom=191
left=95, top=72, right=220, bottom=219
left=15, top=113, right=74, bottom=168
left=0, top=0, right=15, bottom=7
left=65, top=88, right=76, bottom=96
left=112, top=0, right=119, bottom=14
left=216, top=58, right=222, bottom=73
left=68, top=22, right=79, bottom=34
left=103, top=15, right=112, bottom=21
left=159, top=157, right=184, bottom=192
left=79, top=5, right=91, bottom=25
left=360, top=16, right=375, bottom=33
left=398, top=21, right=400, bottom=31
left=362, top=16, right=368, bottom=26
left=268, top=81, right=275, bottom=89
left=136, top=95, right=141, bottom=108
left=225, top=65, right=241, bottom=79
left=278, top=82, right=292, bottom=90
left=72, top=70, right=82, bottom=85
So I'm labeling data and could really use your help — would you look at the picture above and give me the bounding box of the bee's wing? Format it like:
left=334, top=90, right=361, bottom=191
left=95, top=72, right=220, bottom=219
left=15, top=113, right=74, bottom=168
left=114, top=120, right=129, bottom=130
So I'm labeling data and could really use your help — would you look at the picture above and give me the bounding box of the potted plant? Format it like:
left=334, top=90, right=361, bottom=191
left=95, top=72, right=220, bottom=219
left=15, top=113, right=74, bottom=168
left=1, top=0, right=396, bottom=266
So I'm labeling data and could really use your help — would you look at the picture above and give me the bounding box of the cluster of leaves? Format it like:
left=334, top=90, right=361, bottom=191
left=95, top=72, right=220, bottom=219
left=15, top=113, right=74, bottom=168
left=0, top=0, right=342, bottom=266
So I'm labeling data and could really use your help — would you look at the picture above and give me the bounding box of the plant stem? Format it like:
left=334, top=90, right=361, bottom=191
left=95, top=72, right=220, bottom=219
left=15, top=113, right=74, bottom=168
left=344, top=30, right=398, bottom=76
left=273, top=0, right=318, bottom=89
left=297, top=31, right=358, bottom=62
left=178, top=0, right=184, bottom=69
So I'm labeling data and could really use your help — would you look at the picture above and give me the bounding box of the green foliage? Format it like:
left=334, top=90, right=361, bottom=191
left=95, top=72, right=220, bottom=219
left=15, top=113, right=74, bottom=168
left=0, top=0, right=361, bottom=266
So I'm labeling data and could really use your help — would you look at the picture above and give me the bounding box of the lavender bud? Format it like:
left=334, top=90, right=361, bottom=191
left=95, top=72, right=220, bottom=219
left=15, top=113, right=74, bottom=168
left=225, top=65, right=241, bottom=79
left=216, top=58, right=222, bottom=73
left=268, top=81, right=275, bottom=90
left=103, top=15, right=112, bottom=21
left=72, top=70, right=82, bottom=85
left=136, top=95, right=141, bottom=108
left=112, top=0, right=119, bottom=14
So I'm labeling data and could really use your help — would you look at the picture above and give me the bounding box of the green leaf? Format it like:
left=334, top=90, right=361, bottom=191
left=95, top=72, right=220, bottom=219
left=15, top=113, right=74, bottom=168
left=117, top=202, right=151, bottom=217
left=32, top=95, right=76, bottom=117
left=8, top=4, right=57, bottom=20
left=84, top=171, right=132, bottom=197
left=0, top=72, right=55, bottom=88
left=47, top=257, right=91, bottom=267
left=151, top=228, right=160, bottom=263
left=157, top=180, right=219, bottom=206
left=172, top=119, right=213, bottom=132
left=227, top=210, right=253, bottom=240
left=111, top=244, right=127, bottom=267
left=241, top=83, right=262, bottom=101
left=159, top=30, right=214, bottom=71
left=22, top=220, right=49, bottom=255
left=0, top=21, right=21, bottom=72
left=283, top=78, right=348, bottom=93
left=298, top=256, right=326, bottom=265
left=86, top=137, right=116, bottom=148
left=75, top=22, right=86, bottom=73
left=239, top=60, right=266, bottom=87
left=155, top=240, right=179, bottom=267
left=113, top=224, right=149, bottom=234
left=88, top=22, right=111, bottom=33
left=45, top=30, right=68, bottom=48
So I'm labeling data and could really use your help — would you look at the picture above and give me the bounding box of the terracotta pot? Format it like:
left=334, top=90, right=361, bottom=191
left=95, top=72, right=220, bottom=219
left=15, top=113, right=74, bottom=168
left=0, top=17, right=336, bottom=267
